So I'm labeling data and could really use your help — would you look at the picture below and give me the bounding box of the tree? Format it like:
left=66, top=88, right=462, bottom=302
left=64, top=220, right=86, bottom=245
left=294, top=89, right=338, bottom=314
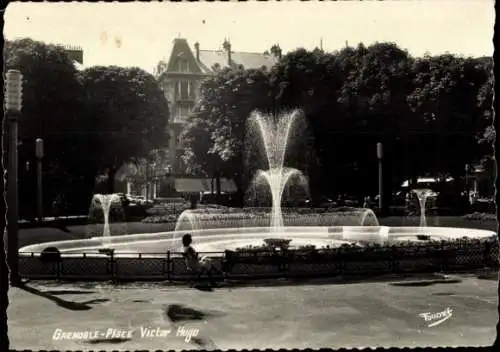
left=267, top=47, right=342, bottom=199
left=407, top=54, right=491, bottom=180
left=4, top=38, right=90, bottom=217
left=78, top=66, right=170, bottom=193
left=476, top=57, right=494, bottom=145
left=181, top=67, right=273, bottom=203
left=4, top=39, right=84, bottom=139
left=182, top=42, right=493, bottom=206
left=333, top=43, right=415, bottom=200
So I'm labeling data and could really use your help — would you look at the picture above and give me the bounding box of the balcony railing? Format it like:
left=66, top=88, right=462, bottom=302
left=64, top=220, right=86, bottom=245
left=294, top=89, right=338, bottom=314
left=173, top=115, right=188, bottom=124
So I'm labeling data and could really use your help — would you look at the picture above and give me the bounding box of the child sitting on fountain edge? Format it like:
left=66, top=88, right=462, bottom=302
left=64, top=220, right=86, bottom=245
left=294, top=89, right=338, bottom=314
left=182, top=233, right=219, bottom=285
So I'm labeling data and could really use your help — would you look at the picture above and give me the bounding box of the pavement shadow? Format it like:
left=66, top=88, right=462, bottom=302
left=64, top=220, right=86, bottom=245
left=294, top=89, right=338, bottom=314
left=162, top=304, right=225, bottom=323
left=191, top=336, right=218, bottom=349
left=223, top=273, right=455, bottom=289
left=389, top=279, right=462, bottom=287
left=432, top=292, right=455, bottom=296
left=18, top=284, right=109, bottom=311
left=476, top=272, right=499, bottom=280
left=193, top=284, right=215, bottom=292
left=43, top=289, right=98, bottom=295
left=85, top=337, right=132, bottom=345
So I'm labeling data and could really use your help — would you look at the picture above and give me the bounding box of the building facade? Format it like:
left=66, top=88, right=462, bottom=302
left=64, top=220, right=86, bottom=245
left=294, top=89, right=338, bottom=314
left=155, top=38, right=280, bottom=174
left=64, top=45, right=84, bottom=65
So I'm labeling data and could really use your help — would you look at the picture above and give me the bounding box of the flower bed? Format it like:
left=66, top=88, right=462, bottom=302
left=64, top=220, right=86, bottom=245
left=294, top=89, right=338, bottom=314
left=224, top=237, right=499, bottom=271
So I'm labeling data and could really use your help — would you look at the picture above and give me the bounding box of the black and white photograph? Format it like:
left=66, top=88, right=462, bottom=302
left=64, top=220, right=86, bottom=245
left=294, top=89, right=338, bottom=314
left=2, top=1, right=497, bottom=350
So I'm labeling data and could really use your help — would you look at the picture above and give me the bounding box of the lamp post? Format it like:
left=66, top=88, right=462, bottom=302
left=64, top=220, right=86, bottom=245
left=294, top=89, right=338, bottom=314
left=377, top=142, right=383, bottom=215
left=36, top=138, right=44, bottom=222
left=465, top=164, right=470, bottom=196
left=152, top=161, right=157, bottom=199
left=5, top=69, right=23, bottom=286
left=144, top=163, right=150, bottom=201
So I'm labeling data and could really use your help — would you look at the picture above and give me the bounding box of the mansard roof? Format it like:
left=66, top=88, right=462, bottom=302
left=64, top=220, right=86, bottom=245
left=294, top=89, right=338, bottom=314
left=156, top=38, right=279, bottom=78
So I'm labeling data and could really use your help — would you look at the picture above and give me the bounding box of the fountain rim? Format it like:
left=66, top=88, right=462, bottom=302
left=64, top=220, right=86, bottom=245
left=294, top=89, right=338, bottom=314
left=18, top=225, right=497, bottom=256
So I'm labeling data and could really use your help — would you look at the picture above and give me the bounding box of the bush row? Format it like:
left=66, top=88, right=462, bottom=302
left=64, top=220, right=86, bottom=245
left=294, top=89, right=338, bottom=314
left=142, top=209, right=378, bottom=225
left=142, top=215, right=377, bottom=228
left=88, top=203, right=152, bottom=223
left=225, top=237, right=499, bottom=267
left=144, top=205, right=365, bottom=217
left=462, top=212, right=498, bottom=221
left=232, top=236, right=496, bottom=253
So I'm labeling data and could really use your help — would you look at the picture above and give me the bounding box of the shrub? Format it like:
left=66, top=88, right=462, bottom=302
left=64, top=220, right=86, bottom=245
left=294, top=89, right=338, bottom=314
left=463, top=212, right=497, bottom=221
left=229, top=237, right=497, bottom=258
left=263, top=238, right=292, bottom=248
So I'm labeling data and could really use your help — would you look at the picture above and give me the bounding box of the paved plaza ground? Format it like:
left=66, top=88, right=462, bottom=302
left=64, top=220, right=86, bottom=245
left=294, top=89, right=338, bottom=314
left=7, top=271, right=498, bottom=350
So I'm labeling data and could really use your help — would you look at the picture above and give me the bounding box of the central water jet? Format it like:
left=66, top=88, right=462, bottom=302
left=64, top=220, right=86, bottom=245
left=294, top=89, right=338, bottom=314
left=247, top=110, right=305, bottom=233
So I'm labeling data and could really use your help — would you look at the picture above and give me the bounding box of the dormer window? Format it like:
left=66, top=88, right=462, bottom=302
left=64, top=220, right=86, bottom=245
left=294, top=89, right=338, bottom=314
left=178, top=59, right=189, bottom=72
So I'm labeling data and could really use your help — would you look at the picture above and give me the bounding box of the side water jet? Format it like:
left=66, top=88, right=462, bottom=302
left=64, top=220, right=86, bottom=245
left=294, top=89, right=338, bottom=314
left=412, top=189, right=434, bottom=228
left=173, top=210, right=203, bottom=251
left=247, top=110, right=305, bottom=233
left=360, top=208, right=379, bottom=226
left=92, top=194, right=121, bottom=247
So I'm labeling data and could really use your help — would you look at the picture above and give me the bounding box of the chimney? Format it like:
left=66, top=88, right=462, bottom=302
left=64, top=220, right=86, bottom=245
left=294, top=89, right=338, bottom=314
left=223, top=39, right=232, bottom=66
left=194, top=42, right=200, bottom=61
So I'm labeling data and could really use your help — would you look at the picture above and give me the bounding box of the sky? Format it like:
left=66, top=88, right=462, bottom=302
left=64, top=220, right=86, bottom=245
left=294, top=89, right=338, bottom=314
left=4, top=1, right=495, bottom=74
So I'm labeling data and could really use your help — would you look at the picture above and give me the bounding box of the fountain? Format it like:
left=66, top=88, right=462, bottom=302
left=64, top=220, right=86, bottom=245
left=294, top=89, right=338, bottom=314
left=360, top=208, right=379, bottom=226
left=91, top=193, right=121, bottom=247
left=247, top=110, right=304, bottom=232
left=19, top=110, right=497, bottom=273
left=250, top=168, right=309, bottom=230
left=411, top=189, right=435, bottom=228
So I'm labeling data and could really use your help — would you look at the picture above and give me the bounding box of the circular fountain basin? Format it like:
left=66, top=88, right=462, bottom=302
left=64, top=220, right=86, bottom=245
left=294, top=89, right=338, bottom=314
left=19, top=226, right=497, bottom=259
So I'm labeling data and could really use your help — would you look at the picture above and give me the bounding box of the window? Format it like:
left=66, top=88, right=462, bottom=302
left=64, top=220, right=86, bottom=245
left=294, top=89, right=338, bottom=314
left=176, top=103, right=190, bottom=118
left=178, top=59, right=189, bottom=72
left=176, top=81, right=195, bottom=100
left=188, top=81, right=196, bottom=98
left=174, top=82, right=180, bottom=98
left=181, top=104, right=190, bottom=117
left=180, top=81, right=189, bottom=99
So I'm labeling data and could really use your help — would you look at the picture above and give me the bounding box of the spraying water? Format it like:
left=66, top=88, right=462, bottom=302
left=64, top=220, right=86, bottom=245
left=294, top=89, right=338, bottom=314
left=92, top=193, right=121, bottom=246
left=247, top=110, right=305, bottom=232
left=360, top=208, right=379, bottom=226
left=250, top=168, right=309, bottom=229
left=411, top=189, right=435, bottom=227
left=172, top=210, right=203, bottom=251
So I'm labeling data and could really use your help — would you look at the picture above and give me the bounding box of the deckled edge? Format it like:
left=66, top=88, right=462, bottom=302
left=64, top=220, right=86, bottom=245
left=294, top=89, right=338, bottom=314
left=493, top=0, right=499, bottom=347
left=1, top=2, right=11, bottom=352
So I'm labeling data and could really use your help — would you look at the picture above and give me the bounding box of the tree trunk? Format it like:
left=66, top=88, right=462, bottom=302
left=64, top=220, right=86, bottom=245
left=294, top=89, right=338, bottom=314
left=215, top=168, right=221, bottom=204
left=382, top=144, right=392, bottom=215
left=106, top=167, right=117, bottom=194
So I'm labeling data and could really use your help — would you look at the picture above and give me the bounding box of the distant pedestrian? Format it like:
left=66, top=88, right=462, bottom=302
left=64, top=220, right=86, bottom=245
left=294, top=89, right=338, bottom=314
left=52, top=194, right=63, bottom=219
left=363, top=196, right=371, bottom=209
left=336, top=194, right=345, bottom=207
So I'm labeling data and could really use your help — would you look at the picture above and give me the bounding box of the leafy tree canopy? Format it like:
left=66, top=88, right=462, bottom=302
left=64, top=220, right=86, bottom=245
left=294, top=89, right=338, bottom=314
left=78, top=66, right=170, bottom=187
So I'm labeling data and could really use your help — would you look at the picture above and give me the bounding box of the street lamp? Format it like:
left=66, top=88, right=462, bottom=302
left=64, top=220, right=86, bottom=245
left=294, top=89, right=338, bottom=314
left=5, top=69, right=23, bottom=286
left=36, top=138, right=44, bottom=222
left=152, top=161, right=157, bottom=199
left=377, top=142, right=383, bottom=214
